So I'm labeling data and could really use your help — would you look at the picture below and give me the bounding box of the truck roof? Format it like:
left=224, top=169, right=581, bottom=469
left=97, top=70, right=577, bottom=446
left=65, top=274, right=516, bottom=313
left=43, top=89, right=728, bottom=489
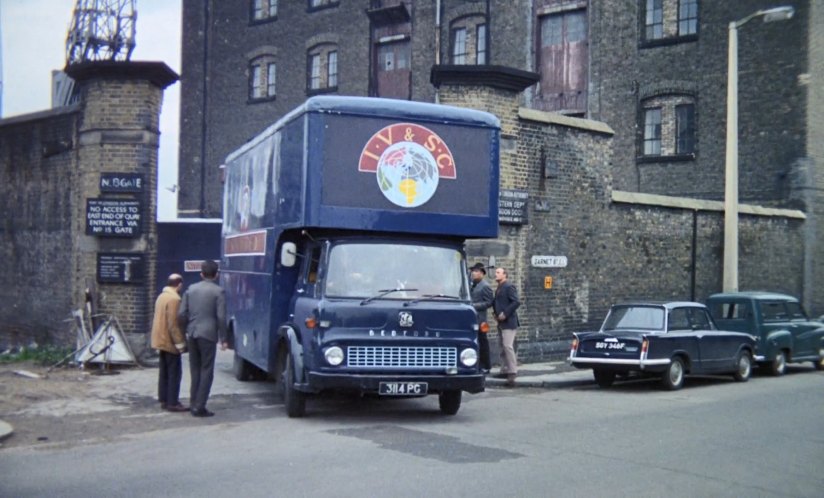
left=708, top=291, right=798, bottom=301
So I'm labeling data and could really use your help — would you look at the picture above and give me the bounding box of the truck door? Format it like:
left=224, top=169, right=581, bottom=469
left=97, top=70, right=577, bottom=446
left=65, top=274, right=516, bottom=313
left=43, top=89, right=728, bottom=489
left=290, top=242, right=323, bottom=367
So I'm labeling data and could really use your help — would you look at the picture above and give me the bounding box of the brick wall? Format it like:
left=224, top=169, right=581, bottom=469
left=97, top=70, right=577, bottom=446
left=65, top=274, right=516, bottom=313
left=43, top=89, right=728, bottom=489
left=0, top=62, right=177, bottom=354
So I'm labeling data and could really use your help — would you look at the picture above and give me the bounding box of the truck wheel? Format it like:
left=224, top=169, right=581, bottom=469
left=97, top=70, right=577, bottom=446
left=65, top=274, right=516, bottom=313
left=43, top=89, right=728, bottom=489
left=661, top=357, right=685, bottom=390
left=438, top=390, right=462, bottom=415
left=733, top=351, right=752, bottom=382
left=283, top=353, right=306, bottom=418
left=769, top=351, right=786, bottom=376
left=593, top=369, right=616, bottom=388
left=233, top=351, right=254, bottom=381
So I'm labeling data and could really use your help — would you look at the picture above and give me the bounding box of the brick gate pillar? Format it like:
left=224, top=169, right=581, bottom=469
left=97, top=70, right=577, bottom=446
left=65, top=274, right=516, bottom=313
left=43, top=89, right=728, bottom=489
left=65, top=61, right=178, bottom=357
left=431, top=64, right=539, bottom=318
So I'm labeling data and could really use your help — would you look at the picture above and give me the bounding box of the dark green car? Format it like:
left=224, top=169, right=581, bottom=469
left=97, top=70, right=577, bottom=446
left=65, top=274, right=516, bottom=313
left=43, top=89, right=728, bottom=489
left=706, top=292, right=824, bottom=375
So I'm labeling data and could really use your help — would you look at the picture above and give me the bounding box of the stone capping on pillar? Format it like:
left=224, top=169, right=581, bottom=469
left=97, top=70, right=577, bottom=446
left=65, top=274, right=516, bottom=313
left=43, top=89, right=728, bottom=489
left=430, top=65, right=540, bottom=93
left=65, top=60, right=179, bottom=89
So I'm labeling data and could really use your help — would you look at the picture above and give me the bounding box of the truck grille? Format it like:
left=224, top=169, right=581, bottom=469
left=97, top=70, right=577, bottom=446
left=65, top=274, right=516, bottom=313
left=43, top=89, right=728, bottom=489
left=347, top=346, right=457, bottom=368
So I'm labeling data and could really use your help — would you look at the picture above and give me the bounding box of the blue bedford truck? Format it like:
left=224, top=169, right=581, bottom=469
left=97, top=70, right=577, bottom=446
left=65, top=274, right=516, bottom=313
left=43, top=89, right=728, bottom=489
left=221, top=96, right=500, bottom=417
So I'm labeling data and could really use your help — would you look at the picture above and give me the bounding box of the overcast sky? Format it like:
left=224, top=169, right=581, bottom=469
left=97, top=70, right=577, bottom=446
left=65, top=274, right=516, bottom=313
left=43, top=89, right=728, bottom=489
left=1, top=0, right=181, bottom=220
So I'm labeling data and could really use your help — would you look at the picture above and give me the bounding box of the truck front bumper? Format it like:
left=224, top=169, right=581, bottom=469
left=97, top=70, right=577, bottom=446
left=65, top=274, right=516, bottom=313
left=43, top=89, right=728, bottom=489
left=305, top=372, right=485, bottom=394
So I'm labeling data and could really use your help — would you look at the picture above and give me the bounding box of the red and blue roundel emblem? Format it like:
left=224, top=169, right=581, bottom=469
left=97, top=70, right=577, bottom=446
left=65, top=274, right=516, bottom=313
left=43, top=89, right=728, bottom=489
left=358, top=123, right=456, bottom=208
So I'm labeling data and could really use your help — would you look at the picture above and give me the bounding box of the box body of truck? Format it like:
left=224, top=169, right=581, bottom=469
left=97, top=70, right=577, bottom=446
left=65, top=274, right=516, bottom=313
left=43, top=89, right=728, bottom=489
left=221, top=96, right=500, bottom=416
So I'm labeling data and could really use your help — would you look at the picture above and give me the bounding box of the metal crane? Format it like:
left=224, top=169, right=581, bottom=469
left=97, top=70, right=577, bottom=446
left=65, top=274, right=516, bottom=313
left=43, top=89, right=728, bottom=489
left=65, top=0, right=137, bottom=66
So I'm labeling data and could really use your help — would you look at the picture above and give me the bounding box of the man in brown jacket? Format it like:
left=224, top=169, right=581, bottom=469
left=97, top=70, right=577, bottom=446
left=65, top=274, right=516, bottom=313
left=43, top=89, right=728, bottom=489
left=150, top=274, right=188, bottom=412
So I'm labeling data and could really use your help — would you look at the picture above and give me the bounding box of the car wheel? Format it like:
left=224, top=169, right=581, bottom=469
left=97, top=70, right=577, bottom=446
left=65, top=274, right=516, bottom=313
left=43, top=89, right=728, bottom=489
left=233, top=350, right=254, bottom=381
left=661, top=357, right=685, bottom=390
left=438, top=390, right=462, bottom=415
left=283, top=352, right=306, bottom=418
left=593, top=369, right=616, bottom=388
left=769, top=350, right=786, bottom=376
left=733, top=351, right=752, bottom=382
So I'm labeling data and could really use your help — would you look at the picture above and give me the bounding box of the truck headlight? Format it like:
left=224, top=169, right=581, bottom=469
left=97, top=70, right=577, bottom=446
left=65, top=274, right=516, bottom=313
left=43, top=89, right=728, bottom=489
left=460, top=348, right=478, bottom=367
left=324, top=346, right=344, bottom=366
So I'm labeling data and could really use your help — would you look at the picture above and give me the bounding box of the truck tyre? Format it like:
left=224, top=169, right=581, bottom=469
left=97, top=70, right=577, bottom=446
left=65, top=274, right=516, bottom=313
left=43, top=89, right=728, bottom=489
left=593, top=369, right=616, bottom=388
left=769, top=350, right=786, bottom=376
left=438, top=390, right=462, bottom=415
left=661, top=357, right=685, bottom=390
left=732, top=351, right=752, bottom=382
left=283, top=353, right=306, bottom=418
left=233, top=351, right=254, bottom=381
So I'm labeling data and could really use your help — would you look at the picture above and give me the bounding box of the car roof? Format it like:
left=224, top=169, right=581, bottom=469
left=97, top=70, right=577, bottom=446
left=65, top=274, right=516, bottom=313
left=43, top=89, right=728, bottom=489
left=708, top=291, right=797, bottom=302
left=612, top=301, right=706, bottom=310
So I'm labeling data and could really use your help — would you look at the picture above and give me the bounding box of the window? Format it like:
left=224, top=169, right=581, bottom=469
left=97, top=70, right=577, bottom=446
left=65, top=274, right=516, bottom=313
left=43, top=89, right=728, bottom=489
left=643, top=108, right=662, bottom=156
left=476, top=24, right=487, bottom=64
left=678, top=0, right=698, bottom=35
left=675, top=104, right=695, bottom=154
left=249, top=56, right=276, bottom=101
left=645, top=0, right=663, bottom=40
left=252, top=0, right=277, bottom=21
left=307, top=44, right=338, bottom=93
left=535, top=9, right=588, bottom=114
left=643, top=0, right=698, bottom=45
left=308, top=0, right=338, bottom=11
left=448, top=15, right=487, bottom=66
left=451, top=28, right=467, bottom=64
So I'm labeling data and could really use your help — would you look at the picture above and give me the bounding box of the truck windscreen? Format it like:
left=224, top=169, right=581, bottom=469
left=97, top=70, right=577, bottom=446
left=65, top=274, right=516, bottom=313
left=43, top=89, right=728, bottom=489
left=324, top=243, right=466, bottom=300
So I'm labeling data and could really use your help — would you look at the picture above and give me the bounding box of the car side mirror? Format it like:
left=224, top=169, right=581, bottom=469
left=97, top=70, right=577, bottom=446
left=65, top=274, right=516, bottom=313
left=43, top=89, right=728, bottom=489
left=281, top=242, right=297, bottom=268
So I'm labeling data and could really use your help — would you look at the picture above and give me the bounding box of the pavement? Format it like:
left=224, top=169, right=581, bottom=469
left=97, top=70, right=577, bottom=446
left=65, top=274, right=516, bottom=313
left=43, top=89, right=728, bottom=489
left=0, top=351, right=593, bottom=440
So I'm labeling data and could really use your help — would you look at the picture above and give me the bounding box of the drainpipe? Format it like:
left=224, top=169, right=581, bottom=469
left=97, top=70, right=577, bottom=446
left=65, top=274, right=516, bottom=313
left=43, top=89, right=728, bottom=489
left=434, top=0, right=441, bottom=103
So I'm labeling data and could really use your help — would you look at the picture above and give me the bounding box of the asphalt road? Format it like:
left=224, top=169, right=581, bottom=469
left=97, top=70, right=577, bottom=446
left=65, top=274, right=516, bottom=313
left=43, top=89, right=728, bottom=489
left=2, top=363, right=822, bottom=497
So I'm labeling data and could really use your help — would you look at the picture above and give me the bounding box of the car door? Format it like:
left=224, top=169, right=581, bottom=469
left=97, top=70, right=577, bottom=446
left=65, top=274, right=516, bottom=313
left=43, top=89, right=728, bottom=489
left=785, top=300, right=817, bottom=357
left=665, top=307, right=701, bottom=367
left=690, top=307, right=738, bottom=372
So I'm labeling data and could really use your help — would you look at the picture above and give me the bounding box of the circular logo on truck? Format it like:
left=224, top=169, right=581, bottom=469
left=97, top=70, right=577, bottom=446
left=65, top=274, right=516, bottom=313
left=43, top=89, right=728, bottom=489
left=358, top=123, right=456, bottom=208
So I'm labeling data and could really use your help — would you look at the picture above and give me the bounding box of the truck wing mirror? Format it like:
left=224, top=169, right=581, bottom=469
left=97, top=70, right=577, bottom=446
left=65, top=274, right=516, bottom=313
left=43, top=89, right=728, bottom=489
left=281, top=242, right=297, bottom=268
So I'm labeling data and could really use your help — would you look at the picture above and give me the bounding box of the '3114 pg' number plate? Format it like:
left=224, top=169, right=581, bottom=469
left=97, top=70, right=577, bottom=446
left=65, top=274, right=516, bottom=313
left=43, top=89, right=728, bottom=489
left=379, top=382, right=428, bottom=395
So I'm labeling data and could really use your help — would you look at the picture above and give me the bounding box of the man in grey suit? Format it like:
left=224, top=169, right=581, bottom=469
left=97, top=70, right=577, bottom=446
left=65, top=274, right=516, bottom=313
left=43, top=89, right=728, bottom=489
left=178, top=260, right=227, bottom=417
left=469, top=262, right=493, bottom=373
left=493, top=267, right=520, bottom=387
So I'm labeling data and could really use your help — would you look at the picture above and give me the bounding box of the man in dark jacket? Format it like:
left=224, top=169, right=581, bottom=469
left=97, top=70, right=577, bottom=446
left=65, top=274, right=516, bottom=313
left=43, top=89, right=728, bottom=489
left=493, top=267, right=520, bottom=386
left=469, top=262, right=493, bottom=373
left=178, top=260, right=227, bottom=417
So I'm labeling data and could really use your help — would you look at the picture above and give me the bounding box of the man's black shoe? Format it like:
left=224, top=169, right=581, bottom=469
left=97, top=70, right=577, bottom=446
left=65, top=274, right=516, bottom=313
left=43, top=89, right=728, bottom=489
left=191, top=408, right=214, bottom=418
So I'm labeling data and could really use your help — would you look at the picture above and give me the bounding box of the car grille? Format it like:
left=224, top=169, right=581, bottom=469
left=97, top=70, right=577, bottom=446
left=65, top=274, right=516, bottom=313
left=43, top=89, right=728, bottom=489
left=347, top=346, right=457, bottom=368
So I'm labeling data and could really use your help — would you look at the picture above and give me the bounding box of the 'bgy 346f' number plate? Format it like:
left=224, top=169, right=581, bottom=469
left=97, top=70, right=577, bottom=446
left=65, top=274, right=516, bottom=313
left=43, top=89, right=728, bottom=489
left=379, top=382, right=428, bottom=396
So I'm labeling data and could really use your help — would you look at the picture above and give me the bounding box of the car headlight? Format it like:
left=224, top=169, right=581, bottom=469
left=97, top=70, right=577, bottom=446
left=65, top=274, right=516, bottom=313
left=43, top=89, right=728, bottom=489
left=324, top=346, right=344, bottom=366
left=460, top=348, right=478, bottom=367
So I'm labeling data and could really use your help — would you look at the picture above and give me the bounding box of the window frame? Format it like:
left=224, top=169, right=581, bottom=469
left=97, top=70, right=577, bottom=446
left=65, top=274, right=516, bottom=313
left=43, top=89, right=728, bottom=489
left=643, top=107, right=662, bottom=156
left=640, top=0, right=699, bottom=48
left=476, top=24, right=487, bottom=65
left=675, top=103, right=695, bottom=155
left=644, top=0, right=663, bottom=41
left=451, top=27, right=467, bottom=65
left=307, top=0, right=339, bottom=13
left=249, top=56, right=277, bottom=103
left=306, top=44, right=339, bottom=95
left=678, top=0, right=698, bottom=36
left=251, top=0, right=278, bottom=24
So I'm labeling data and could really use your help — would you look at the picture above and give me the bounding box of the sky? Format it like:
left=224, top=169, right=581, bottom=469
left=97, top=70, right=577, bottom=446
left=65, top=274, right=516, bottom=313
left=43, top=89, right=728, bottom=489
left=1, top=0, right=181, bottom=220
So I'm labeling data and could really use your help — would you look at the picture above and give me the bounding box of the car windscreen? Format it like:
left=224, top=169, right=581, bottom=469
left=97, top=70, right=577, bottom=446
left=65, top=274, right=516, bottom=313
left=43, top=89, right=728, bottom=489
left=602, top=306, right=665, bottom=331
left=324, top=242, right=467, bottom=300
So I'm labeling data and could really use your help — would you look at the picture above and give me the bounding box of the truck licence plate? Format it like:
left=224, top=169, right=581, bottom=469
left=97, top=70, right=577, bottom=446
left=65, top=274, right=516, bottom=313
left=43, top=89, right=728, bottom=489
left=379, top=382, right=428, bottom=396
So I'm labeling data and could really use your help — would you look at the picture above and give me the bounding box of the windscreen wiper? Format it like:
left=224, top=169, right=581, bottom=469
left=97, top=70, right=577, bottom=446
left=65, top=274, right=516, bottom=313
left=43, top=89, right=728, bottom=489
left=403, top=294, right=463, bottom=307
left=361, top=288, right=419, bottom=306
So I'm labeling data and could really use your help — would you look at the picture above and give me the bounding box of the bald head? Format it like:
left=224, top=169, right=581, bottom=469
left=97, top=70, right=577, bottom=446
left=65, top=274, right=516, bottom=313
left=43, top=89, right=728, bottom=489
left=167, top=274, right=183, bottom=287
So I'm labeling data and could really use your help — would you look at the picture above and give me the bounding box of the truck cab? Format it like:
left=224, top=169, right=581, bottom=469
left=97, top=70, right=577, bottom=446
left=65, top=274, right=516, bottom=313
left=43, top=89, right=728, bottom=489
left=221, top=96, right=500, bottom=417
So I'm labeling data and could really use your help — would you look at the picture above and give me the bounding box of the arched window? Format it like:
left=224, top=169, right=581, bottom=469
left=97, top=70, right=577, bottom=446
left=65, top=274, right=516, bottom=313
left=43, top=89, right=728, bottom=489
left=249, top=55, right=276, bottom=102
left=640, top=95, right=696, bottom=158
left=307, top=44, right=338, bottom=94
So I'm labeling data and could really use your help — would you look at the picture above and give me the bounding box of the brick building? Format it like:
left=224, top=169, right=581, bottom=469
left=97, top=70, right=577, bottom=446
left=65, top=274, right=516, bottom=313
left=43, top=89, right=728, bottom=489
left=177, top=1, right=822, bottom=358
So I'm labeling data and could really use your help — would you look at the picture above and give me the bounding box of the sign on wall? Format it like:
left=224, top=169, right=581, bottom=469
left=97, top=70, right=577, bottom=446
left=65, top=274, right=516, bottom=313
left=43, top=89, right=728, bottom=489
left=86, top=198, right=143, bottom=237
left=499, top=189, right=528, bottom=225
left=99, top=173, right=144, bottom=193
left=97, top=253, right=145, bottom=283
left=531, top=255, right=568, bottom=268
